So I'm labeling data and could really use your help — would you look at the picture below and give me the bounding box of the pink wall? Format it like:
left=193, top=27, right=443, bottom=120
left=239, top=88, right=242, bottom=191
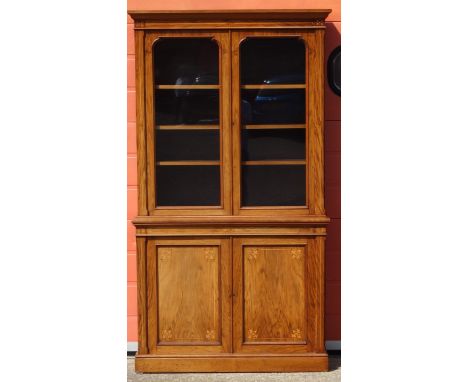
left=127, top=0, right=341, bottom=343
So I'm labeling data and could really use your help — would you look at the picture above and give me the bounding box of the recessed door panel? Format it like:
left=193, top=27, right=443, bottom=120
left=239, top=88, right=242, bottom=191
left=233, top=237, right=319, bottom=353
left=147, top=238, right=231, bottom=354
left=157, top=245, right=220, bottom=343
left=243, top=245, right=306, bottom=343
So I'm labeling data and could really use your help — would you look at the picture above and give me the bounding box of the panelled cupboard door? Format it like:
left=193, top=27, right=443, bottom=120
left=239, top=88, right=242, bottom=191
left=144, top=31, right=232, bottom=215
left=146, top=238, right=232, bottom=354
left=233, top=237, right=325, bottom=353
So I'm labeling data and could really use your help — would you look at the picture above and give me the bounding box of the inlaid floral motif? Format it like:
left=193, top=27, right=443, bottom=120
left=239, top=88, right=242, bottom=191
left=159, top=248, right=171, bottom=262
left=291, top=328, right=302, bottom=339
left=247, top=248, right=259, bottom=261
left=291, top=248, right=303, bottom=259
left=161, top=329, right=173, bottom=340
left=205, top=329, right=215, bottom=340
left=247, top=329, right=258, bottom=340
left=204, top=247, right=216, bottom=261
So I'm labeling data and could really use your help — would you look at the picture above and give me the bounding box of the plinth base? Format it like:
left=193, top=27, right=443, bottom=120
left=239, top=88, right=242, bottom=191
left=135, top=353, right=329, bottom=373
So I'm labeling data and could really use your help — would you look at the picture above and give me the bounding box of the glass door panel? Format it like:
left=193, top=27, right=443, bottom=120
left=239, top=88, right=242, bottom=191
left=239, top=37, right=307, bottom=208
left=241, top=89, right=305, bottom=125
left=155, top=89, right=219, bottom=125
left=154, top=38, right=219, bottom=85
left=156, top=165, right=220, bottom=206
left=156, top=129, right=219, bottom=161
left=241, top=128, right=305, bottom=160
left=240, top=38, right=305, bottom=85
left=242, top=165, right=306, bottom=206
left=153, top=37, right=221, bottom=207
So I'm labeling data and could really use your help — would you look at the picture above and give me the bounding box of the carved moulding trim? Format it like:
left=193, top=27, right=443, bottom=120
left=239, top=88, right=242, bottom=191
left=127, top=341, right=341, bottom=351
left=132, top=215, right=330, bottom=226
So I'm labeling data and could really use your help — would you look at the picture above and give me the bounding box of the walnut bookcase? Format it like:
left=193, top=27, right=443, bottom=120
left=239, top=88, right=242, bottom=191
left=128, top=9, right=331, bottom=373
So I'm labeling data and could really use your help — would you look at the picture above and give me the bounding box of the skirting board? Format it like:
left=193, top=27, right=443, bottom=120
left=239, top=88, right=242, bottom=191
left=127, top=341, right=341, bottom=352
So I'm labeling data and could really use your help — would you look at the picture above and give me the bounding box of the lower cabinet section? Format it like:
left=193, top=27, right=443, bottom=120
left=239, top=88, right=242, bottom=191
left=136, top=235, right=327, bottom=372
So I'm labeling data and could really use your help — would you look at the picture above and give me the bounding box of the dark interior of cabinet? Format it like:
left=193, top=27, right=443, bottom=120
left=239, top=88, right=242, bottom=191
left=156, top=165, right=220, bottom=206
left=155, top=89, right=219, bottom=125
left=240, top=37, right=305, bottom=84
left=241, top=89, right=305, bottom=125
left=241, top=129, right=305, bottom=160
left=239, top=37, right=307, bottom=207
left=152, top=36, right=309, bottom=209
left=241, top=165, right=306, bottom=206
left=156, top=129, right=220, bottom=161
left=153, top=37, right=222, bottom=207
left=154, top=38, right=219, bottom=85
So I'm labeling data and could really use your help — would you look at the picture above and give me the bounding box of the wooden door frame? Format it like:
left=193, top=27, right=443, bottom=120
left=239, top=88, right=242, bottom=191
left=232, top=236, right=325, bottom=353
left=145, top=237, right=232, bottom=354
left=231, top=30, right=325, bottom=216
left=141, top=31, right=232, bottom=216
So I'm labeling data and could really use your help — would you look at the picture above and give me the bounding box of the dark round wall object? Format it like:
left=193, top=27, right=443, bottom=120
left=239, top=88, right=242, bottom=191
left=327, top=46, right=341, bottom=96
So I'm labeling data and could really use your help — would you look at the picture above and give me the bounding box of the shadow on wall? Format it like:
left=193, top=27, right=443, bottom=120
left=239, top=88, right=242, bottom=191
left=324, top=21, right=341, bottom=342
left=325, top=22, right=341, bottom=121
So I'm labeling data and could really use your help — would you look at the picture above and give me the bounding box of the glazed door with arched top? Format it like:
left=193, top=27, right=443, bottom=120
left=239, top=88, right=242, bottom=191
left=231, top=31, right=325, bottom=217
left=143, top=32, right=232, bottom=216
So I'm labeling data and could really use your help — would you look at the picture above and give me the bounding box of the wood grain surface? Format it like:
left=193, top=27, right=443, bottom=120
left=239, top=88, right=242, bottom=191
left=135, top=30, right=148, bottom=216
left=308, top=30, right=326, bottom=215
left=130, top=9, right=331, bottom=372
left=128, top=9, right=332, bottom=22
left=135, top=353, right=328, bottom=372
left=233, top=237, right=314, bottom=354
left=157, top=245, right=220, bottom=343
left=146, top=238, right=231, bottom=355
left=243, top=245, right=306, bottom=343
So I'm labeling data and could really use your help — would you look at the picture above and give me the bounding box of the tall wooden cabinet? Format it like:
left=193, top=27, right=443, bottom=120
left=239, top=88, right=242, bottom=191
left=128, top=9, right=331, bottom=372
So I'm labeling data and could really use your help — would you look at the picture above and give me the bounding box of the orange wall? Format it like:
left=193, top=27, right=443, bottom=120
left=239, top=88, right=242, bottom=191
left=127, top=0, right=341, bottom=343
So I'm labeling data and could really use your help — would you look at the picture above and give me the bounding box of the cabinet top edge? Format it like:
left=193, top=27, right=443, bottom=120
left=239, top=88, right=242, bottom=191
left=128, top=9, right=332, bottom=23
left=132, top=215, right=331, bottom=227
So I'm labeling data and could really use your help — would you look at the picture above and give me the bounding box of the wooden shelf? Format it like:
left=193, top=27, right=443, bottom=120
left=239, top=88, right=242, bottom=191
left=155, top=84, right=220, bottom=89
left=241, top=84, right=306, bottom=90
left=242, top=160, right=306, bottom=165
left=157, top=161, right=220, bottom=166
left=243, top=124, right=305, bottom=130
left=156, top=125, right=219, bottom=130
